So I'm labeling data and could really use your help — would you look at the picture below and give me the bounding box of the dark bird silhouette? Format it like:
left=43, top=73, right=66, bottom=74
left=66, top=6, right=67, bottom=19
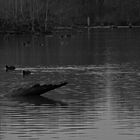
left=128, top=23, right=133, bottom=29
left=23, top=70, right=31, bottom=77
left=23, top=41, right=30, bottom=46
left=111, top=25, right=118, bottom=29
left=23, top=42, right=26, bottom=46
left=60, top=34, right=71, bottom=39
left=6, top=65, right=16, bottom=72
left=60, top=34, right=65, bottom=38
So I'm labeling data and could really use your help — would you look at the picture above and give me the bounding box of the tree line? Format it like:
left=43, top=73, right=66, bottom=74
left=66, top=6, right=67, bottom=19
left=0, top=0, right=140, bottom=32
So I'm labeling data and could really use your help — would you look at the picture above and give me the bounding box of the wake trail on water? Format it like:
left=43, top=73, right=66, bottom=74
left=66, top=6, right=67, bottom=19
left=15, top=65, right=138, bottom=76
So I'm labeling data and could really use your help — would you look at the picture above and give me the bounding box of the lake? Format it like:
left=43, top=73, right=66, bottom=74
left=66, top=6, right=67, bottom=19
left=1, top=28, right=140, bottom=140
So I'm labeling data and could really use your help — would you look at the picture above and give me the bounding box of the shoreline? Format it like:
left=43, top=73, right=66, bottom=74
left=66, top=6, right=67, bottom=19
left=0, top=25, right=140, bottom=35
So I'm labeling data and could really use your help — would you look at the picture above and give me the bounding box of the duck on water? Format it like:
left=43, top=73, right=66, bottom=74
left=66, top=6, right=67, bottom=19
left=23, top=70, right=31, bottom=77
left=6, top=65, right=16, bottom=72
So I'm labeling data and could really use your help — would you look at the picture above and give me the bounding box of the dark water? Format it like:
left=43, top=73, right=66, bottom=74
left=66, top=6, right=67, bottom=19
left=1, top=28, right=140, bottom=140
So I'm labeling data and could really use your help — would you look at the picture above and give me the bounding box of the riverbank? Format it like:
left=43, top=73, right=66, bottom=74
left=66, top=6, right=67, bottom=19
left=0, top=25, right=140, bottom=35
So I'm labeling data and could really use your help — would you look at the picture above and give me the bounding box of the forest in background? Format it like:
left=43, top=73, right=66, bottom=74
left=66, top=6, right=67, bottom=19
left=0, top=0, right=140, bottom=32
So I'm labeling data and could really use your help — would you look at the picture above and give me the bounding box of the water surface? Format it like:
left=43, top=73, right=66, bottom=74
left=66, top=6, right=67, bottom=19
left=0, top=28, right=140, bottom=140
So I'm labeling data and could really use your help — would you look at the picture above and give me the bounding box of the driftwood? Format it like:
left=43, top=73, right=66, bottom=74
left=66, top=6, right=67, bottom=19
left=9, top=82, right=68, bottom=97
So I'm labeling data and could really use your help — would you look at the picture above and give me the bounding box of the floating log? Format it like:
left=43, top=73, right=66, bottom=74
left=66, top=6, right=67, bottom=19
left=9, top=82, right=68, bottom=97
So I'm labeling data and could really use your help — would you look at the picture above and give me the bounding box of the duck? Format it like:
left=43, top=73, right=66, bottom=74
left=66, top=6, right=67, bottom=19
left=6, top=65, right=16, bottom=72
left=60, top=34, right=65, bottom=39
left=128, top=23, right=133, bottom=29
left=111, top=25, right=118, bottom=29
left=23, top=41, right=30, bottom=46
left=60, top=34, right=72, bottom=39
left=23, top=70, right=31, bottom=77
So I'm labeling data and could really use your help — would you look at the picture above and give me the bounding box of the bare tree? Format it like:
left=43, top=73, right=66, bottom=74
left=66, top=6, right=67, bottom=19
left=20, top=0, right=24, bottom=18
left=15, top=0, right=18, bottom=22
left=29, top=0, right=35, bottom=32
left=45, top=0, right=49, bottom=32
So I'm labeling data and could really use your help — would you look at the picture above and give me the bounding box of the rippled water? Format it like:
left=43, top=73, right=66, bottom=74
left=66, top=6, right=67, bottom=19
left=1, top=29, right=140, bottom=140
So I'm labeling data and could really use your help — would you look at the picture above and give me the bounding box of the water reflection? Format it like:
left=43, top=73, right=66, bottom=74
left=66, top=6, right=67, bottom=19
left=110, top=72, right=140, bottom=138
left=1, top=29, right=140, bottom=140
